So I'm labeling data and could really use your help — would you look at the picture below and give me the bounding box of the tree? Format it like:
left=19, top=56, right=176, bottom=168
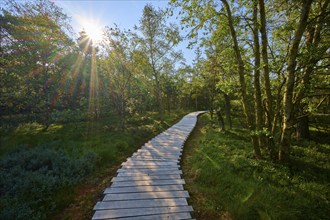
left=170, top=0, right=262, bottom=158
left=98, top=26, right=135, bottom=128
left=133, top=4, right=182, bottom=121
left=294, top=0, right=329, bottom=140
left=279, top=0, right=313, bottom=162
left=0, top=0, right=74, bottom=126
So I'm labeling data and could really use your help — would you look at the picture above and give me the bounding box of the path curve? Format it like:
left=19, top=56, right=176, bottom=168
left=92, top=111, right=205, bottom=220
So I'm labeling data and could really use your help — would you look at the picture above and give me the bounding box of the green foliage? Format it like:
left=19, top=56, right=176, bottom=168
left=0, top=110, right=186, bottom=219
left=0, top=144, right=98, bottom=220
left=0, top=0, right=74, bottom=118
left=51, top=109, right=87, bottom=123
left=184, top=113, right=330, bottom=220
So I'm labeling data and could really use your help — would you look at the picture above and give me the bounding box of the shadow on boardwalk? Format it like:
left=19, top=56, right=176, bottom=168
left=92, top=111, right=205, bottom=220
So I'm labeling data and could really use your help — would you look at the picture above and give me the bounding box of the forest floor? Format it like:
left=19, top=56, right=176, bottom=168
left=1, top=111, right=328, bottom=220
left=0, top=110, right=187, bottom=220
left=182, top=113, right=330, bottom=220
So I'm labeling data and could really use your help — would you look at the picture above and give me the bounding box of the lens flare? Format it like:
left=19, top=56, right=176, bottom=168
left=78, top=18, right=103, bottom=44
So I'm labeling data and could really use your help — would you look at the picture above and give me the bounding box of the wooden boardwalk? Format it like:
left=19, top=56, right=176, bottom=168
left=92, top=112, right=204, bottom=220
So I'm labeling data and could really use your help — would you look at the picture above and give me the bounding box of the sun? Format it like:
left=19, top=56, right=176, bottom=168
left=79, top=18, right=103, bottom=44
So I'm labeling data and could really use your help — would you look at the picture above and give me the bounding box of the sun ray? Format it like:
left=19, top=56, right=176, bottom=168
left=78, top=17, right=103, bottom=44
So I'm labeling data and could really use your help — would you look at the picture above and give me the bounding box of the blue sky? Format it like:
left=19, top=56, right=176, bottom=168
left=53, top=0, right=196, bottom=65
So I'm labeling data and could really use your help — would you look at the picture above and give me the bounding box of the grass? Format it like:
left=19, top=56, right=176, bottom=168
left=182, top=113, right=330, bottom=220
left=0, top=110, right=188, bottom=220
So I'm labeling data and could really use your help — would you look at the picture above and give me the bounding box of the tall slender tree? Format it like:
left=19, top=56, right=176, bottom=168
left=133, top=4, right=182, bottom=121
left=279, top=0, right=313, bottom=162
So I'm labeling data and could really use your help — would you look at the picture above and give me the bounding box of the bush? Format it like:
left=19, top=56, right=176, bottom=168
left=51, top=109, right=86, bottom=123
left=114, top=140, right=129, bottom=151
left=0, top=144, right=98, bottom=220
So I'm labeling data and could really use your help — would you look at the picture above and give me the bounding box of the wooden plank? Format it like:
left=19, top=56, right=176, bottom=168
left=146, top=142, right=183, bottom=146
left=131, top=156, right=180, bottom=161
left=139, top=149, right=182, bottom=154
left=133, top=151, right=181, bottom=156
left=120, top=164, right=180, bottom=168
left=128, top=157, right=179, bottom=162
left=141, top=148, right=183, bottom=153
left=122, top=160, right=179, bottom=167
left=92, top=206, right=193, bottom=219
left=133, top=153, right=181, bottom=159
left=132, top=154, right=180, bottom=158
left=141, top=147, right=183, bottom=153
left=94, top=198, right=188, bottom=210
left=111, top=175, right=181, bottom=182
left=121, top=163, right=178, bottom=168
left=139, top=149, right=183, bottom=154
left=122, top=161, right=178, bottom=166
left=116, top=169, right=183, bottom=176
left=137, top=149, right=182, bottom=156
left=145, top=143, right=183, bottom=148
left=118, top=168, right=180, bottom=173
left=103, top=190, right=189, bottom=201
left=111, top=179, right=185, bottom=187
left=128, top=159, right=179, bottom=163
left=121, top=165, right=180, bottom=169
left=144, top=142, right=183, bottom=146
left=152, top=138, right=185, bottom=142
left=136, top=149, right=182, bottom=155
left=95, top=212, right=192, bottom=220
left=104, top=184, right=184, bottom=194
left=146, top=143, right=184, bottom=147
left=125, top=159, right=179, bottom=163
left=131, top=156, right=180, bottom=163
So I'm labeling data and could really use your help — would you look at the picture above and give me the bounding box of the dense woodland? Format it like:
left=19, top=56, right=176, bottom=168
left=0, top=0, right=329, bottom=219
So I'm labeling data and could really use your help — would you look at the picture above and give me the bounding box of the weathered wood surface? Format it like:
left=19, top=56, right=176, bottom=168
left=92, top=206, right=193, bottom=219
left=116, top=170, right=183, bottom=176
left=110, top=179, right=186, bottom=187
left=94, top=198, right=188, bottom=210
left=103, top=190, right=190, bottom=201
left=111, top=174, right=182, bottom=182
left=104, top=184, right=184, bottom=194
left=92, top=111, right=205, bottom=220
left=94, top=212, right=193, bottom=220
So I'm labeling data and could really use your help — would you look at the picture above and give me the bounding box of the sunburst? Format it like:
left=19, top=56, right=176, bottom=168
left=79, top=18, right=103, bottom=44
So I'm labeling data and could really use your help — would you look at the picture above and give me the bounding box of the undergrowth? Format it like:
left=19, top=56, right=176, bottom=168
left=0, top=144, right=97, bottom=220
left=183, top=113, right=329, bottom=220
left=0, top=110, right=187, bottom=220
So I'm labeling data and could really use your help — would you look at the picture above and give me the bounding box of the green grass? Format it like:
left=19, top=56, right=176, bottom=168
left=0, top=110, right=188, bottom=220
left=182, top=113, right=330, bottom=220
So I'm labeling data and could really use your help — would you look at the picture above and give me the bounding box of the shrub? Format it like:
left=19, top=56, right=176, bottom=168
left=51, top=109, right=86, bottom=123
left=0, top=144, right=98, bottom=220
left=114, top=140, right=129, bottom=151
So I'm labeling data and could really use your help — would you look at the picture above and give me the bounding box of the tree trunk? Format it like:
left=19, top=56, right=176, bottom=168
left=120, top=94, right=126, bottom=130
left=280, top=0, right=313, bottom=162
left=216, top=108, right=225, bottom=132
left=155, top=75, right=164, bottom=121
left=224, top=93, right=232, bottom=129
left=221, top=0, right=261, bottom=159
left=167, top=94, right=171, bottom=113
left=258, top=0, right=276, bottom=160
left=253, top=0, right=267, bottom=150
left=210, top=108, right=214, bottom=119
left=294, top=1, right=329, bottom=141
left=259, top=0, right=273, bottom=130
left=297, top=114, right=310, bottom=140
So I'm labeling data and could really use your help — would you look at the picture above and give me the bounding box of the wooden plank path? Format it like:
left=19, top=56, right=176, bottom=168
left=92, top=111, right=205, bottom=220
